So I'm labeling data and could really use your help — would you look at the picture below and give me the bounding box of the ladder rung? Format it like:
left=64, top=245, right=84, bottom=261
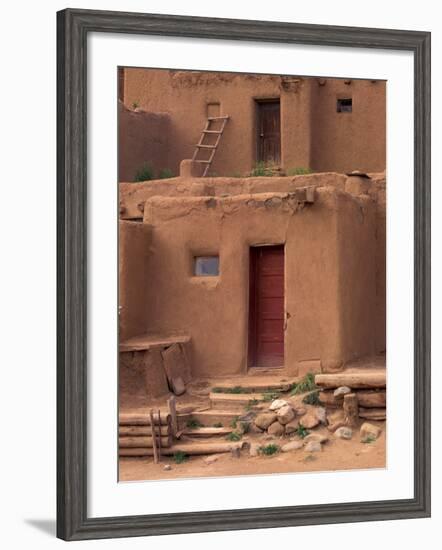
left=196, top=144, right=216, bottom=149
left=207, top=116, right=230, bottom=120
left=194, top=160, right=211, bottom=164
left=203, top=130, right=223, bottom=134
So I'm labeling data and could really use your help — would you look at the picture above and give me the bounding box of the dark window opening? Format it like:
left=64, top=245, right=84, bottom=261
left=337, top=98, right=352, bottom=113
left=194, top=256, right=219, bottom=276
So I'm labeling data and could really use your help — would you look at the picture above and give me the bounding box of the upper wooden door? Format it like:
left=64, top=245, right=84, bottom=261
left=257, top=100, right=281, bottom=165
left=248, top=245, right=285, bottom=368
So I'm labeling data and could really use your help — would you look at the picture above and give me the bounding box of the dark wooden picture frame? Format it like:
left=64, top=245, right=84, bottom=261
left=57, top=8, right=431, bottom=541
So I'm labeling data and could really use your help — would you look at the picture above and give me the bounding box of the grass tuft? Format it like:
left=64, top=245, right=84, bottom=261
left=173, top=451, right=189, bottom=464
left=258, top=444, right=280, bottom=456
left=295, top=424, right=310, bottom=439
left=134, top=162, right=154, bottom=182
left=186, top=418, right=202, bottom=429
left=290, top=372, right=317, bottom=395
left=226, top=431, right=242, bottom=442
left=286, top=167, right=313, bottom=176
left=302, top=390, right=322, bottom=406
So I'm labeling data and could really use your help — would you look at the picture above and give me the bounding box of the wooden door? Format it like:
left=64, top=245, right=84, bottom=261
left=248, top=245, right=285, bottom=368
left=257, top=100, right=281, bottom=165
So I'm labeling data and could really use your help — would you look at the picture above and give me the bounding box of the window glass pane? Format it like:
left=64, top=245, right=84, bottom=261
left=337, top=98, right=352, bottom=113
left=194, top=256, right=219, bottom=276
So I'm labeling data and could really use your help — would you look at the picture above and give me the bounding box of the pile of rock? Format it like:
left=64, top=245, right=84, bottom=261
left=253, top=398, right=327, bottom=438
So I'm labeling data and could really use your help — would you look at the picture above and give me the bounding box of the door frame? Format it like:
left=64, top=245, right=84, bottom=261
left=247, top=244, right=285, bottom=370
left=254, top=97, right=281, bottom=166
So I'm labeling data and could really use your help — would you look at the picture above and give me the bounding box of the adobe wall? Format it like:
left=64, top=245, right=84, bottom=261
left=310, top=80, right=386, bottom=173
left=123, top=69, right=314, bottom=177
left=118, top=101, right=171, bottom=182
left=119, top=221, right=152, bottom=341
left=119, top=172, right=347, bottom=220
left=121, top=69, right=386, bottom=177
left=135, top=186, right=376, bottom=378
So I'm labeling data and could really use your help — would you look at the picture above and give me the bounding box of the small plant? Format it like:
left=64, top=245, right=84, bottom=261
left=290, top=372, right=317, bottom=395
left=213, top=422, right=223, bottom=428
left=362, top=434, right=377, bottom=444
left=230, top=172, right=242, bottom=178
left=261, top=391, right=281, bottom=402
left=134, top=162, right=154, bottom=182
left=250, top=161, right=274, bottom=177
left=295, top=424, right=310, bottom=439
left=245, top=398, right=260, bottom=411
left=286, top=167, right=313, bottom=176
left=230, top=416, right=239, bottom=429
left=238, top=421, right=250, bottom=434
left=132, top=101, right=139, bottom=109
left=211, top=386, right=248, bottom=394
left=173, top=451, right=189, bottom=464
left=258, top=444, right=280, bottom=456
left=186, top=418, right=202, bottom=429
left=158, top=168, right=174, bottom=179
left=302, top=390, right=322, bottom=406
left=226, top=431, right=242, bottom=442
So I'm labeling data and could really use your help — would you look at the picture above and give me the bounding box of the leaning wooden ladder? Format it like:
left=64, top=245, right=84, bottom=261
left=191, top=116, right=229, bottom=177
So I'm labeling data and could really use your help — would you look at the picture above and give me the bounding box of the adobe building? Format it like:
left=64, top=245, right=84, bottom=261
left=119, top=173, right=386, bottom=398
left=118, top=69, right=386, bottom=181
left=118, top=69, right=386, bottom=402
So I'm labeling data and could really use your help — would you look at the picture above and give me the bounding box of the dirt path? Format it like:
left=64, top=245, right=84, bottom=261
left=119, top=425, right=386, bottom=482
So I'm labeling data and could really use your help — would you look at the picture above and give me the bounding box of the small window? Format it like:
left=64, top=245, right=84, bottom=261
left=194, top=256, right=219, bottom=276
left=337, top=98, right=352, bottom=113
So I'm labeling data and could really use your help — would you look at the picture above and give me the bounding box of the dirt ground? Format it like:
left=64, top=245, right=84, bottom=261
left=119, top=422, right=386, bottom=482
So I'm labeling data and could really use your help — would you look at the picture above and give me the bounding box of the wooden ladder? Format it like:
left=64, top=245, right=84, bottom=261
left=191, top=116, right=229, bottom=177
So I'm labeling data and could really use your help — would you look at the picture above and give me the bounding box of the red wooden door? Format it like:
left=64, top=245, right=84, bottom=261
left=248, top=245, right=285, bottom=368
left=257, top=100, right=281, bottom=165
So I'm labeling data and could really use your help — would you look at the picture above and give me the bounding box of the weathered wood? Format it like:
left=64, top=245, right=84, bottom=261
left=167, top=395, right=178, bottom=438
left=315, top=372, right=386, bottom=389
left=156, top=409, right=162, bottom=460
left=119, top=412, right=171, bottom=426
left=119, top=441, right=246, bottom=457
left=357, top=390, right=386, bottom=408
left=359, top=407, right=387, bottom=420
left=182, top=426, right=234, bottom=436
left=319, top=389, right=386, bottom=408
left=343, top=393, right=359, bottom=427
left=119, top=425, right=171, bottom=436
left=162, top=344, right=189, bottom=393
left=119, top=435, right=172, bottom=448
left=149, top=410, right=159, bottom=463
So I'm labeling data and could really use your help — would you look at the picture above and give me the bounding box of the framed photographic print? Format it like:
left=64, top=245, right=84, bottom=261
left=57, top=8, right=431, bottom=541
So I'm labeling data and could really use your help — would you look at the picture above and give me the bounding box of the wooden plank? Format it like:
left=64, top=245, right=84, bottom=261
left=182, top=427, right=234, bottom=437
left=119, top=435, right=172, bottom=449
left=167, top=395, right=178, bottom=438
left=119, top=412, right=171, bottom=426
left=315, top=372, right=386, bottom=389
left=359, top=407, right=387, bottom=420
left=119, top=425, right=171, bottom=436
left=149, top=410, right=159, bottom=463
left=319, top=389, right=386, bottom=408
left=162, top=343, right=190, bottom=393
left=119, top=441, right=245, bottom=457
left=343, top=393, right=359, bottom=427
